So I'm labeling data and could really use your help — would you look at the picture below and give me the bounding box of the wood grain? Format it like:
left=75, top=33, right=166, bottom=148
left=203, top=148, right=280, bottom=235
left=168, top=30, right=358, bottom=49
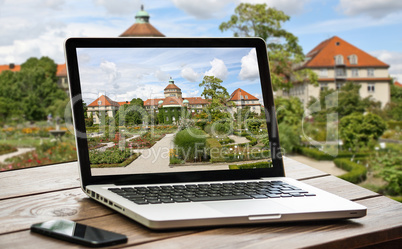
left=0, top=162, right=80, bottom=200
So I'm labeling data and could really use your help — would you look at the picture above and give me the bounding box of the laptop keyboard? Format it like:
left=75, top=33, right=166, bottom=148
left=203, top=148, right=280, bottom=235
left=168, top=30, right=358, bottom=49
left=108, top=181, right=316, bottom=205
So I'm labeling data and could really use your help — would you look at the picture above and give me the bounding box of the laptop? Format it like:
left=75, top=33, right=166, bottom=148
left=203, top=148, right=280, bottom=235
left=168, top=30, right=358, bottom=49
left=64, top=37, right=366, bottom=230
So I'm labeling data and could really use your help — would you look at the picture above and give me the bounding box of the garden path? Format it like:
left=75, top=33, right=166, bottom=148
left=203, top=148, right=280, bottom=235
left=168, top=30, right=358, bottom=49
left=287, top=154, right=347, bottom=176
left=227, top=134, right=249, bottom=145
left=96, top=135, right=141, bottom=152
left=0, top=148, right=35, bottom=163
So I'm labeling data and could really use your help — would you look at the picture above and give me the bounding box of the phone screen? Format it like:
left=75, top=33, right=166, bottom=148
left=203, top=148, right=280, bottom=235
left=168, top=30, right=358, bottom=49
left=31, top=219, right=127, bottom=247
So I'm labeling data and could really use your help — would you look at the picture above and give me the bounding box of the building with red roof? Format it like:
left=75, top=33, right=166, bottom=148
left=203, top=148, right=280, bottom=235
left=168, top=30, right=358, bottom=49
left=288, top=36, right=391, bottom=108
left=394, top=81, right=402, bottom=87
left=87, top=95, right=120, bottom=124
left=229, top=88, right=261, bottom=115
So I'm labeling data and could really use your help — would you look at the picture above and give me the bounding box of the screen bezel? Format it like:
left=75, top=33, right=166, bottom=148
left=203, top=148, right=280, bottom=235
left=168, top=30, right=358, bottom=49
left=65, top=37, right=284, bottom=187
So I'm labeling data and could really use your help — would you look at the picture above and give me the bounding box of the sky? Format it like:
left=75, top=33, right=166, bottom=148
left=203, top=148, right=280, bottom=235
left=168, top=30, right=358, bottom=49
left=1, top=0, right=402, bottom=83
left=77, top=47, right=262, bottom=104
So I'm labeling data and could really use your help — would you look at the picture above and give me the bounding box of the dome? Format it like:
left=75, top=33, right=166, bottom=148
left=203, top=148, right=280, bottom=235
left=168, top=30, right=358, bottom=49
left=183, top=99, right=189, bottom=103
left=135, top=5, right=150, bottom=23
left=158, top=100, right=163, bottom=104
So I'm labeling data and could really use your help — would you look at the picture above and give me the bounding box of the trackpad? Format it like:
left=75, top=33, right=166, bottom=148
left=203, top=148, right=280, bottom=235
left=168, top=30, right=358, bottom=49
left=203, top=200, right=295, bottom=216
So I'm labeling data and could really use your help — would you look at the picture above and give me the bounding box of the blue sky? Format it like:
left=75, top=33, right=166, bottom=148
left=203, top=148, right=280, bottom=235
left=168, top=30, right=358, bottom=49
left=77, top=47, right=262, bottom=104
left=0, top=0, right=401, bottom=82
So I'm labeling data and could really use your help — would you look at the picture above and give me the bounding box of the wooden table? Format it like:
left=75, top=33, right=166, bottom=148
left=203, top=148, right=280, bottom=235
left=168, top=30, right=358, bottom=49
left=1, top=158, right=401, bottom=248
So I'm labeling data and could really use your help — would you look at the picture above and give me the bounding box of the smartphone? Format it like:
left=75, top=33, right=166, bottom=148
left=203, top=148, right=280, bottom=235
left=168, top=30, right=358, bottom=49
left=31, top=219, right=127, bottom=247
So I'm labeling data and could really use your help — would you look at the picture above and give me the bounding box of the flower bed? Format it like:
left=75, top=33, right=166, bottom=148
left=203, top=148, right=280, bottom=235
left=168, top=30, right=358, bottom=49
left=0, top=140, right=77, bottom=171
left=89, top=147, right=140, bottom=168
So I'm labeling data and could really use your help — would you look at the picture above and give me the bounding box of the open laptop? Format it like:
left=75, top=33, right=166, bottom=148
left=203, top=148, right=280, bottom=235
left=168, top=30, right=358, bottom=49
left=64, top=37, right=366, bottom=230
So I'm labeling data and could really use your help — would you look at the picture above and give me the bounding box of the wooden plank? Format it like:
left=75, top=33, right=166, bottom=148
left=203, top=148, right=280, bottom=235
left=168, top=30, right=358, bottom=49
left=118, top=196, right=402, bottom=249
left=301, top=175, right=380, bottom=201
left=0, top=188, right=113, bottom=234
left=0, top=162, right=80, bottom=200
left=0, top=214, right=200, bottom=249
left=0, top=157, right=326, bottom=200
left=283, top=157, right=329, bottom=180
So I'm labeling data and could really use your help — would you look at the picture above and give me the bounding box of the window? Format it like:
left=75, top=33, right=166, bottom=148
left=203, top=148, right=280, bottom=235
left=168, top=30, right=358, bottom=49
left=351, top=68, right=359, bottom=77
left=245, top=95, right=248, bottom=99
left=367, top=68, right=374, bottom=77
left=336, top=83, right=343, bottom=90
left=335, top=55, right=344, bottom=65
left=319, top=69, right=328, bottom=77
left=335, top=68, right=346, bottom=77
left=349, top=54, right=358, bottom=65
left=320, top=83, right=328, bottom=91
left=368, top=83, right=375, bottom=93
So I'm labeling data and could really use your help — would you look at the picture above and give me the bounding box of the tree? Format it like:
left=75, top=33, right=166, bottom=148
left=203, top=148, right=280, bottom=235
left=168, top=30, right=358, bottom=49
left=340, top=113, right=387, bottom=150
left=220, top=3, right=317, bottom=90
left=199, top=75, right=233, bottom=121
left=274, top=96, right=304, bottom=126
left=385, top=84, right=402, bottom=121
left=0, top=56, right=68, bottom=122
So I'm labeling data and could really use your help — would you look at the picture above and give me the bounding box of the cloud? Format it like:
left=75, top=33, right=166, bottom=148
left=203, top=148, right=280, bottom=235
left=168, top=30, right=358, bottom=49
left=371, top=50, right=402, bottom=83
left=181, top=66, right=201, bottom=82
left=240, top=0, right=310, bottom=15
left=93, top=0, right=142, bottom=15
left=100, top=60, right=121, bottom=84
left=338, top=0, right=402, bottom=19
left=205, top=58, right=228, bottom=80
left=239, top=48, right=259, bottom=81
left=172, top=0, right=234, bottom=19
left=154, top=69, right=170, bottom=82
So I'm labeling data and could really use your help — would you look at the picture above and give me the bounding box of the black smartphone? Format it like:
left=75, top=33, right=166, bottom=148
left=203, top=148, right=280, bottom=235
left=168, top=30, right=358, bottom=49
left=30, top=219, right=127, bottom=247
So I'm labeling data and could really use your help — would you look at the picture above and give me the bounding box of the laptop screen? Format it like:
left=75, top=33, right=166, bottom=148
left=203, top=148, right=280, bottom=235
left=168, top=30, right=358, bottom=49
left=70, top=40, right=281, bottom=179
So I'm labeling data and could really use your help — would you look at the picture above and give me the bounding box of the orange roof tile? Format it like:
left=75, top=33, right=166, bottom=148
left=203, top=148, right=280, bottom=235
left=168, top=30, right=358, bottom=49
left=120, top=23, right=165, bottom=37
left=0, top=63, right=67, bottom=76
left=0, top=64, right=21, bottom=73
left=88, top=95, right=120, bottom=107
left=229, top=88, right=258, bottom=101
left=144, top=98, right=164, bottom=106
left=184, top=97, right=209, bottom=105
left=118, top=101, right=131, bottom=106
left=395, top=81, right=402, bottom=87
left=56, top=64, right=67, bottom=77
left=303, top=36, right=389, bottom=68
left=164, top=83, right=181, bottom=90
left=161, top=97, right=183, bottom=106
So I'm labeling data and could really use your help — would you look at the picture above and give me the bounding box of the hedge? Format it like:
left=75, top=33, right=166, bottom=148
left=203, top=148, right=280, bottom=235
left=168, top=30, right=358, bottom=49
left=387, top=120, right=402, bottom=130
left=334, top=158, right=367, bottom=184
left=229, top=161, right=273, bottom=170
left=206, top=138, right=225, bottom=162
left=297, top=147, right=371, bottom=160
left=210, top=150, right=271, bottom=163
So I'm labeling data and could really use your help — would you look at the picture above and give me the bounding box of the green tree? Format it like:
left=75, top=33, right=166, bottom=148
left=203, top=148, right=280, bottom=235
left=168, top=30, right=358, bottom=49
left=340, top=113, right=387, bottom=150
left=199, top=75, right=233, bottom=121
left=275, top=96, right=304, bottom=126
left=385, top=84, right=402, bottom=121
left=220, top=3, right=317, bottom=90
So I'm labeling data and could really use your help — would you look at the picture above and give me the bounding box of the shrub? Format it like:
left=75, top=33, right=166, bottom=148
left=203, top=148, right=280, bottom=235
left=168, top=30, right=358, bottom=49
left=334, top=158, right=367, bottom=184
left=173, top=128, right=206, bottom=161
left=169, top=157, right=184, bottom=164
left=229, top=161, right=272, bottom=170
left=0, top=144, right=17, bottom=155
left=206, top=138, right=224, bottom=162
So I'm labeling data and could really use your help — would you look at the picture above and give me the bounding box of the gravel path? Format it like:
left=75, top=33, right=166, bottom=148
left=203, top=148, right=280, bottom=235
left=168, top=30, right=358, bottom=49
left=287, top=154, right=347, bottom=176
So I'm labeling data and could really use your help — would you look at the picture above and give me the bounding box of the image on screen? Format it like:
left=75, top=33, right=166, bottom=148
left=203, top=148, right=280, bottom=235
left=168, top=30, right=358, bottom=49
left=76, top=47, right=272, bottom=176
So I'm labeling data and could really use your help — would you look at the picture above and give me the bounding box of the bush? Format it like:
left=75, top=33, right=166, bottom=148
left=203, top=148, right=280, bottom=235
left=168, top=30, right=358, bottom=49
left=297, top=147, right=371, bottom=160
left=334, top=158, right=367, bottom=184
left=89, top=147, right=134, bottom=165
left=229, top=161, right=272, bottom=170
left=173, top=128, right=206, bottom=161
left=169, top=157, right=184, bottom=164
left=387, top=120, right=402, bottom=130
left=206, top=138, right=225, bottom=162
left=0, top=144, right=17, bottom=155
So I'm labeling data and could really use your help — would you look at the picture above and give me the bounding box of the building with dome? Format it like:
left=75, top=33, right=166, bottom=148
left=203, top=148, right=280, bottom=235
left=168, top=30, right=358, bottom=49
left=119, top=5, right=165, bottom=37
left=87, top=78, right=261, bottom=125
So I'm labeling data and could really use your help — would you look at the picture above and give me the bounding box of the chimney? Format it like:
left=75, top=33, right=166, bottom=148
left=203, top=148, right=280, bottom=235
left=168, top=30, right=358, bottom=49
left=9, top=63, right=15, bottom=69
